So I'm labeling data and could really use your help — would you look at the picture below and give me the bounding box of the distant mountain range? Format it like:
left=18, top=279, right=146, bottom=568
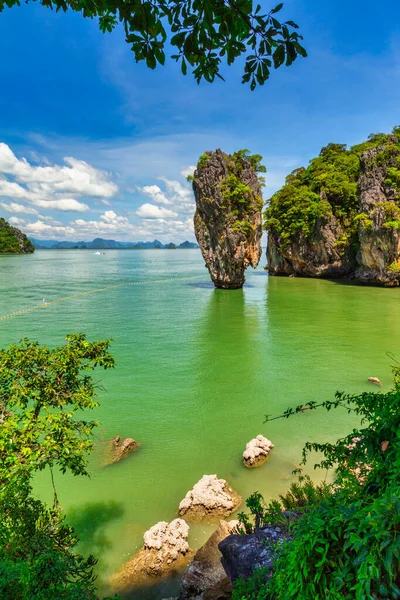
left=29, top=237, right=199, bottom=250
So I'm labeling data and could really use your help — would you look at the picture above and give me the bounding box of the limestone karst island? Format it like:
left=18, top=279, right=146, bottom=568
left=0, top=218, right=34, bottom=254
left=0, top=2, right=399, bottom=600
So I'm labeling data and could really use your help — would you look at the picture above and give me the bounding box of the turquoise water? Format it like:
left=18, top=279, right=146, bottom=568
left=0, top=249, right=399, bottom=598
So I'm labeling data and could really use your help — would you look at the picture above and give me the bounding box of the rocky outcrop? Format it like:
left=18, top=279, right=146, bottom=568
left=111, top=519, right=193, bottom=592
left=266, top=131, right=400, bottom=286
left=267, top=212, right=354, bottom=278
left=243, top=435, right=274, bottom=468
left=355, top=143, right=400, bottom=286
left=179, top=520, right=239, bottom=600
left=219, top=526, right=286, bottom=582
left=192, top=150, right=263, bottom=289
left=179, top=475, right=242, bottom=521
left=105, top=435, right=139, bottom=465
left=0, top=218, right=35, bottom=254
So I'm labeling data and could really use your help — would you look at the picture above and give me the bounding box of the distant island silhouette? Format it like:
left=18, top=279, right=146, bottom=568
left=29, top=237, right=199, bottom=250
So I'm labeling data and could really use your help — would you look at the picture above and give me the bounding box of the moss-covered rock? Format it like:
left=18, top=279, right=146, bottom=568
left=0, top=218, right=35, bottom=254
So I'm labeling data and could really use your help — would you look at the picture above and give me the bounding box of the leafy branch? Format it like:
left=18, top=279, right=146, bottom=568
left=0, top=0, right=307, bottom=88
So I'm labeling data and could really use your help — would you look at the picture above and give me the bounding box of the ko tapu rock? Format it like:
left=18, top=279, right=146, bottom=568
left=179, top=475, right=242, bottom=521
left=265, top=127, right=400, bottom=286
left=192, top=149, right=264, bottom=289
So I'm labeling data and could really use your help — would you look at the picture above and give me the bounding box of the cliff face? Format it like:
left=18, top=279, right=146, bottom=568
left=265, top=129, right=400, bottom=286
left=0, top=218, right=35, bottom=254
left=267, top=212, right=353, bottom=278
left=356, top=143, right=400, bottom=285
left=192, top=149, right=263, bottom=289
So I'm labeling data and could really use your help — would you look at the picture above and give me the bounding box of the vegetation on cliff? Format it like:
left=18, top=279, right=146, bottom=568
left=264, top=126, right=400, bottom=284
left=0, top=334, right=118, bottom=599
left=192, top=149, right=265, bottom=288
left=233, top=368, right=400, bottom=599
left=265, top=127, right=400, bottom=245
left=265, top=143, right=359, bottom=245
left=0, top=218, right=34, bottom=254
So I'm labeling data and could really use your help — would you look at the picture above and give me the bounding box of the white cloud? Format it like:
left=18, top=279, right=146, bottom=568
left=136, top=203, right=179, bottom=219
left=1, top=135, right=206, bottom=242
left=0, top=202, right=39, bottom=215
left=100, top=210, right=129, bottom=224
left=181, top=165, right=196, bottom=178
left=135, top=176, right=195, bottom=219
left=73, top=211, right=132, bottom=233
left=8, top=216, right=27, bottom=227
left=158, top=176, right=195, bottom=214
left=0, top=144, right=117, bottom=197
left=36, top=198, right=89, bottom=212
left=0, top=143, right=118, bottom=214
left=136, top=175, right=195, bottom=217
left=137, top=184, right=171, bottom=205
left=24, top=221, right=77, bottom=238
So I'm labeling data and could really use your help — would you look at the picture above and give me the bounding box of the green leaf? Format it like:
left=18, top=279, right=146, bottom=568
left=181, top=57, right=187, bottom=75
left=271, top=3, right=284, bottom=14
left=273, top=44, right=285, bottom=68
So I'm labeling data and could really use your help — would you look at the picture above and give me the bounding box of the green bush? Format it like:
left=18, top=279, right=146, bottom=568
left=264, top=184, right=330, bottom=246
left=388, top=261, right=400, bottom=274
left=197, top=152, right=211, bottom=169
left=0, top=335, right=118, bottom=599
left=385, top=167, right=400, bottom=191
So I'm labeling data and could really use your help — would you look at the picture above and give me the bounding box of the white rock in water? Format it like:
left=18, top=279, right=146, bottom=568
left=243, top=435, right=274, bottom=468
left=110, top=518, right=192, bottom=591
left=179, top=474, right=242, bottom=521
left=143, top=518, right=190, bottom=558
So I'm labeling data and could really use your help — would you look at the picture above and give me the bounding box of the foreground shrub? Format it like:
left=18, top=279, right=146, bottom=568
left=233, top=366, right=400, bottom=599
left=0, top=334, right=118, bottom=599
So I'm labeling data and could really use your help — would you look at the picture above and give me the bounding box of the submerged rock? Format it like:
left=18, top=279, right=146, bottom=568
left=111, top=519, right=193, bottom=592
left=243, top=435, right=274, bottom=468
left=179, top=475, right=242, bottom=521
left=192, top=149, right=264, bottom=289
left=179, top=520, right=239, bottom=600
left=106, top=435, right=139, bottom=465
left=219, top=526, right=286, bottom=582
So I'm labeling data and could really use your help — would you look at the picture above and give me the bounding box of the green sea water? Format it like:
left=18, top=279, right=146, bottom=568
left=1, top=249, right=399, bottom=598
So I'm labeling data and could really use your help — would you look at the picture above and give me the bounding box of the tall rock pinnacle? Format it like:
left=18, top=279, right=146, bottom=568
left=192, top=149, right=264, bottom=289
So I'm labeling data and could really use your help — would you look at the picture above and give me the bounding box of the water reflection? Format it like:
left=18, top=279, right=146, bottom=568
left=67, top=501, right=124, bottom=590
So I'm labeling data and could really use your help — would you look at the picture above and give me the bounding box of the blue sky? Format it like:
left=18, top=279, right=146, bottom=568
left=0, top=0, right=399, bottom=242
